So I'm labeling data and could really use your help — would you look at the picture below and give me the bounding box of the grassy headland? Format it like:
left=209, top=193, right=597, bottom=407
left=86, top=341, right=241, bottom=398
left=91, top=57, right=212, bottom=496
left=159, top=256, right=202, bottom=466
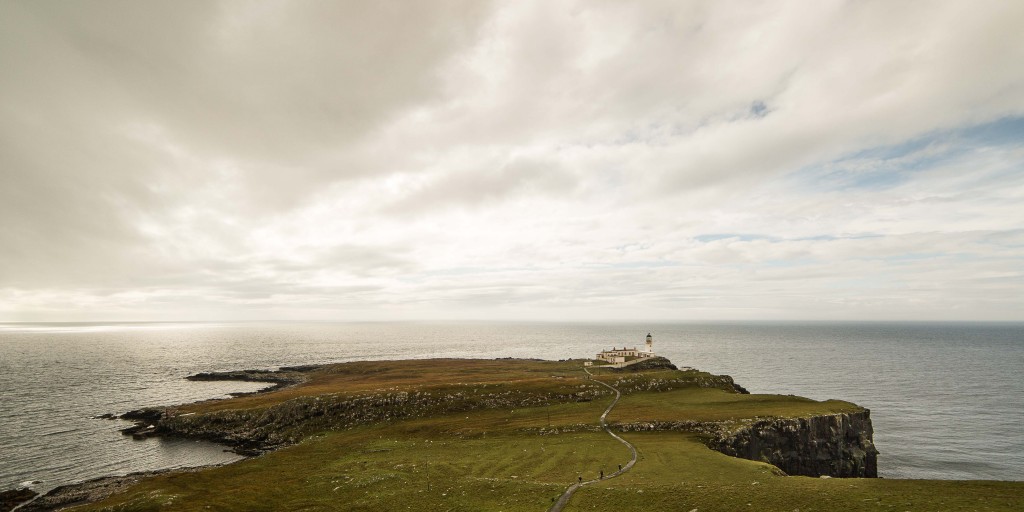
left=39, top=358, right=1024, bottom=511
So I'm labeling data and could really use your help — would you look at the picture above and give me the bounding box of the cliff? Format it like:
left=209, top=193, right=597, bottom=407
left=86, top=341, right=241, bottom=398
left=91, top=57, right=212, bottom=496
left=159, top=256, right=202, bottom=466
left=618, top=410, right=877, bottom=478
left=606, top=356, right=677, bottom=372
left=709, top=411, right=878, bottom=477
left=120, top=359, right=870, bottom=476
left=123, top=376, right=611, bottom=454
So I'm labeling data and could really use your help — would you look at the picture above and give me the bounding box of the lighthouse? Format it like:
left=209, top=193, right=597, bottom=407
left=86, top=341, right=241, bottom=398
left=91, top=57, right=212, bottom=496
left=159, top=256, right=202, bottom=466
left=645, top=333, right=653, bottom=353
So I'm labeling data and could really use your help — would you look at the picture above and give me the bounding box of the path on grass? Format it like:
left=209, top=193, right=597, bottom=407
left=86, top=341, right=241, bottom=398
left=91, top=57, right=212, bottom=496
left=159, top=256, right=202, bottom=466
left=547, top=367, right=637, bottom=512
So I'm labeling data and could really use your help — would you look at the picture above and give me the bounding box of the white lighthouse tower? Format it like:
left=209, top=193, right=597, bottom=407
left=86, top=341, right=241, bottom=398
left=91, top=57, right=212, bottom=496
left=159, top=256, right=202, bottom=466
left=645, top=333, right=653, bottom=354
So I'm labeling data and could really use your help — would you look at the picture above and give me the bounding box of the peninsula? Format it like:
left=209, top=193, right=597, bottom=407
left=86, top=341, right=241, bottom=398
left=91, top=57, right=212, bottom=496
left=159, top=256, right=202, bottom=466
left=14, top=357, right=1024, bottom=511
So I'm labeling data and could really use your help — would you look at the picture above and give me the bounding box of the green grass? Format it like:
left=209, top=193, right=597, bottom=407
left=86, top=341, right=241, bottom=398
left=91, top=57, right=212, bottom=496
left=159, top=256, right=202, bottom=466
left=178, top=358, right=592, bottom=414
left=79, top=421, right=628, bottom=511
left=72, top=359, right=1023, bottom=511
left=568, top=432, right=1024, bottom=511
left=611, top=386, right=862, bottom=424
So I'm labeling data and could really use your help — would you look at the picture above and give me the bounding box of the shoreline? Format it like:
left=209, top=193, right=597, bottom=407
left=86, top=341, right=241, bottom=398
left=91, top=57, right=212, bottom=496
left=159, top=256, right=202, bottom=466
left=7, top=366, right=320, bottom=511
left=14, top=464, right=237, bottom=512
left=116, top=365, right=320, bottom=451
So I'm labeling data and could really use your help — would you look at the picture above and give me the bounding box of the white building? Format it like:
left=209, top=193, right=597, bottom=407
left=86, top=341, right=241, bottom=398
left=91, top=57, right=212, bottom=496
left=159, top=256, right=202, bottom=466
left=595, top=333, right=655, bottom=363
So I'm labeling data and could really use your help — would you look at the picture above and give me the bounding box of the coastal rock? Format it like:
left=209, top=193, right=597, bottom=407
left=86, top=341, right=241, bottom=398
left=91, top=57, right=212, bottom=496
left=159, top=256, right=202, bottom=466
left=119, top=408, right=163, bottom=423
left=185, top=367, right=314, bottom=394
left=0, top=487, right=38, bottom=512
left=119, top=409, right=164, bottom=438
left=16, top=476, right=142, bottom=512
left=123, top=383, right=611, bottom=453
left=121, top=424, right=159, bottom=439
left=708, top=411, right=878, bottom=478
left=698, top=374, right=749, bottom=394
left=610, top=373, right=748, bottom=395
left=616, top=411, right=877, bottom=478
left=608, top=356, right=678, bottom=372
left=617, top=420, right=728, bottom=437
left=17, top=466, right=217, bottom=512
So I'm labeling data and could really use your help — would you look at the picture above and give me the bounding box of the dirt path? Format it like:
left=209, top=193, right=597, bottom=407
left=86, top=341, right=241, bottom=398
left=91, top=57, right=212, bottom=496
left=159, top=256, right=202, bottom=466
left=547, top=367, right=637, bottom=512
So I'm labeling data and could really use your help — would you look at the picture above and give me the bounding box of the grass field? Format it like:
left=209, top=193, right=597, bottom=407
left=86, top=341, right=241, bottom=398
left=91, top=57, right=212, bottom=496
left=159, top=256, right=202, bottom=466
left=71, top=359, right=1023, bottom=511
left=177, top=359, right=591, bottom=414
left=610, top=386, right=862, bottom=424
left=569, top=432, right=1024, bottom=511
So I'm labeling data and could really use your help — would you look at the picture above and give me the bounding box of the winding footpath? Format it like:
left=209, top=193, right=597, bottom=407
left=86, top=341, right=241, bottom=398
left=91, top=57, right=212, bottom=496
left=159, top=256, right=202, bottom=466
left=547, top=367, right=638, bottom=512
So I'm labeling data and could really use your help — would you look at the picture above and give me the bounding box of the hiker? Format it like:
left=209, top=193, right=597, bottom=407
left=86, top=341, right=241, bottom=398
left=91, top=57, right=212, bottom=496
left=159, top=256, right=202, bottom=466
left=578, top=476, right=582, bottom=484
left=618, top=464, right=622, bottom=472
left=600, top=470, right=604, bottom=479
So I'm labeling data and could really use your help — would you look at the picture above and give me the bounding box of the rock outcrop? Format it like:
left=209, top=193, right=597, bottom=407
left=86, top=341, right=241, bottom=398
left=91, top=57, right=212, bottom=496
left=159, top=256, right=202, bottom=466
left=608, top=356, right=678, bottom=372
left=118, top=408, right=164, bottom=439
left=185, top=365, right=316, bottom=394
left=619, top=411, right=878, bottom=478
left=16, top=466, right=219, bottom=512
left=609, top=372, right=749, bottom=395
left=708, top=411, right=878, bottom=478
left=0, top=487, right=38, bottom=512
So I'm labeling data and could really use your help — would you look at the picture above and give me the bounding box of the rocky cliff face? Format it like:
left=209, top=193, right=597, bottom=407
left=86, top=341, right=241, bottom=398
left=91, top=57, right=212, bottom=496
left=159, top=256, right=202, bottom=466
left=708, top=411, right=878, bottom=478
left=609, top=373, right=749, bottom=395
left=125, top=385, right=610, bottom=454
left=617, top=410, right=877, bottom=478
left=607, top=356, right=678, bottom=372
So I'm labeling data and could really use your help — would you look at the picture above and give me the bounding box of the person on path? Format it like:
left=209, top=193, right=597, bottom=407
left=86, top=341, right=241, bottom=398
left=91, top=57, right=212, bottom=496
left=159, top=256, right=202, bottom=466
left=618, top=464, right=622, bottom=472
left=600, top=470, right=604, bottom=479
left=578, top=476, right=582, bottom=484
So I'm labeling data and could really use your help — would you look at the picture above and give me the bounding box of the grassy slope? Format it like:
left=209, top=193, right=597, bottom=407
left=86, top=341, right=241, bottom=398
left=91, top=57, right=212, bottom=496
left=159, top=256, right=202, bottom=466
left=75, top=359, right=1023, bottom=512
left=570, top=433, right=1024, bottom=511
left=610, top=386, right=861, bottom=423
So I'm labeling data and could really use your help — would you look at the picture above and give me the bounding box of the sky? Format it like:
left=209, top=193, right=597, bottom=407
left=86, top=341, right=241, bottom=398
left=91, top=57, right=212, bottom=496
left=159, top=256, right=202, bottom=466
left=1, top=0, right=1023, bottom=323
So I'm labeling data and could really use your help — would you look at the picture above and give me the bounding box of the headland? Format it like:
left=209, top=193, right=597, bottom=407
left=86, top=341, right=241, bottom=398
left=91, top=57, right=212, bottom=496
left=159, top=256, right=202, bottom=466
left=9, top=357, right=1023, bottom=511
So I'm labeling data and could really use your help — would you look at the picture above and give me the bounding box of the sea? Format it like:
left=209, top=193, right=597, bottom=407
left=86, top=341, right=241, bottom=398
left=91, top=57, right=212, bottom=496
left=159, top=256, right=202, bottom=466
left=1, top=321, right=1022, bottom=494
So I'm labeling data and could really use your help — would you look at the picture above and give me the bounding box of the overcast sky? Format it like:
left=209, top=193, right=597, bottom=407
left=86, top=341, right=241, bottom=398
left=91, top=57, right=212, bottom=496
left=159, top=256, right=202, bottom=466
left=1, top=1, right=1022, bottom=323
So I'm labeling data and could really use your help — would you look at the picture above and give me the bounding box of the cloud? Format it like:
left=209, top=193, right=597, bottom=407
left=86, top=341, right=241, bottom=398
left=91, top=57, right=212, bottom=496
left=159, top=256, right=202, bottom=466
left=1, top=1, right=1023, bottom=321
left=381, top=153, right=579, bottom=216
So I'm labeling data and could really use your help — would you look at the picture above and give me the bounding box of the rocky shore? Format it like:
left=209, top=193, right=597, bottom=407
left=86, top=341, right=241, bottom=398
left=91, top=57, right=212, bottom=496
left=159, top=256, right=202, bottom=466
left=117, top=365, right=320, bottom=444
left=6, top=366, right=322, bottom=511
left=0, top=488, right=37, bottom=512
left=185, top=365, right=319, bottom=394
left=13, top=465, right=228, bottom=512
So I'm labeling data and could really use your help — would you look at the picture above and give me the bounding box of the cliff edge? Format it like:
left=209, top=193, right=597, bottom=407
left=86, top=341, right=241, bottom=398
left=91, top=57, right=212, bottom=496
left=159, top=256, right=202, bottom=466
left=709, top=410, right=878, bottom=477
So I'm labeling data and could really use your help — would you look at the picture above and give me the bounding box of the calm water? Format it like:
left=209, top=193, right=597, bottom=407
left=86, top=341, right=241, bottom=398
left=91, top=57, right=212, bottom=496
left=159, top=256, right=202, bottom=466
left=1, top=321, right=1022, bottom=493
